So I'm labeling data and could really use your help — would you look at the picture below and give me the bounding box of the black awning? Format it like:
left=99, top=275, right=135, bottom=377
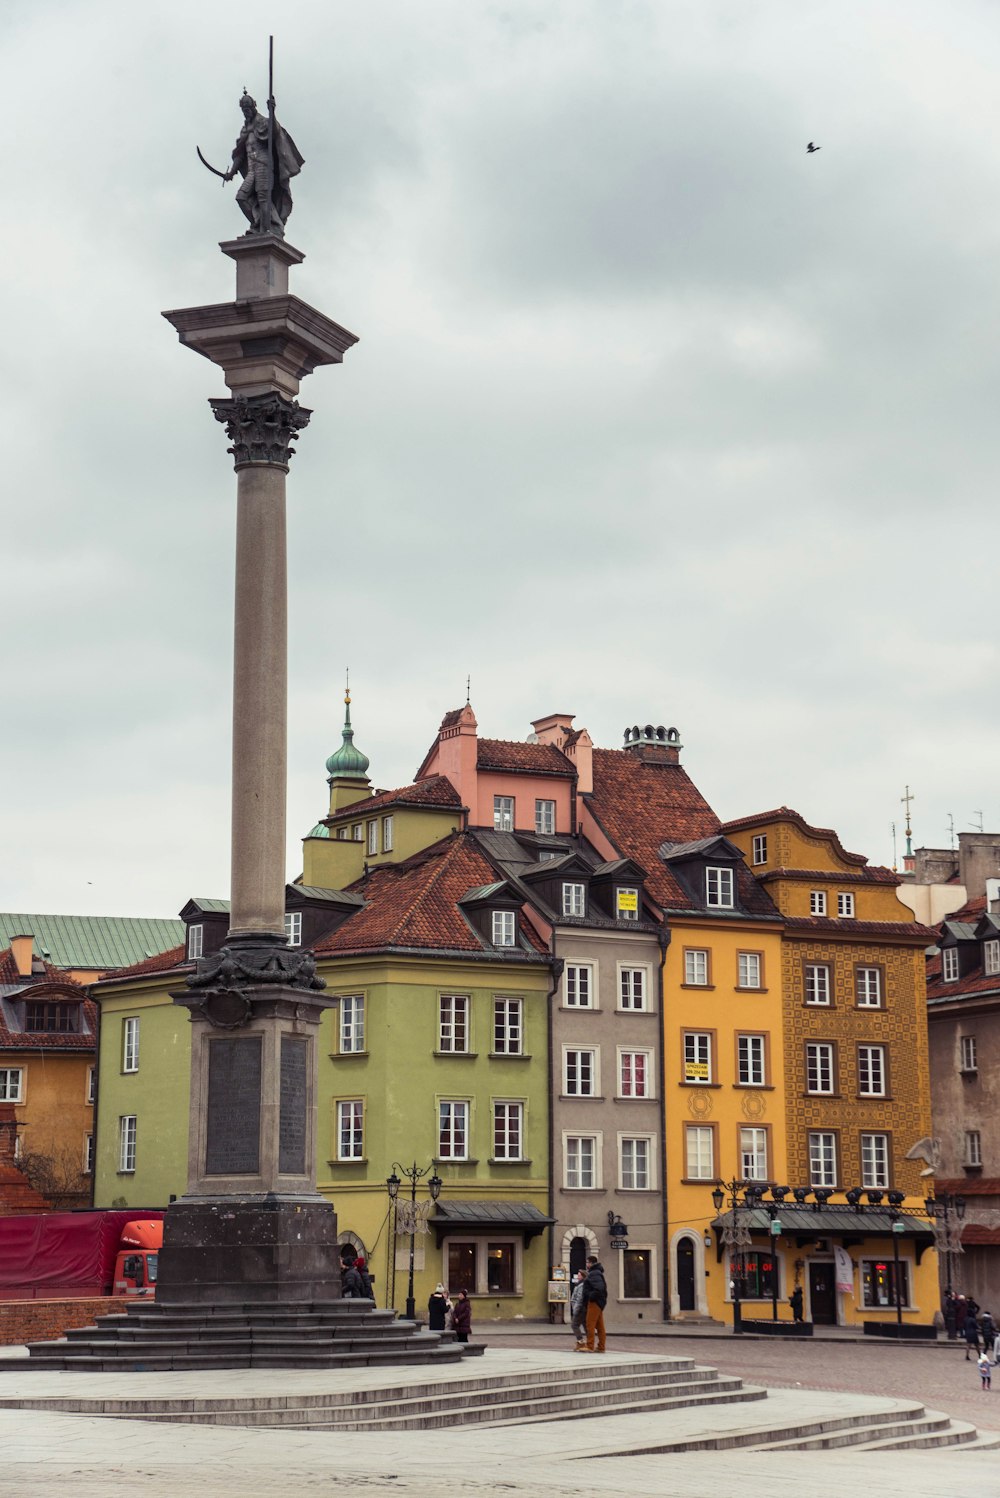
left=428, top=1200, right=554, bottom=1247
left=711, top=1203, right=935, bottom=1260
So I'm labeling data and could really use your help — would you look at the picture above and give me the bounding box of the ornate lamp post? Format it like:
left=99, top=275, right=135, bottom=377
left=387, top=1162, right=443, bottom=1322
left=712, top=1180, right=751, bottom=1334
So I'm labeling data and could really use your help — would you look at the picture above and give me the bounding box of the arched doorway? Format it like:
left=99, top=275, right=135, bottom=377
left=569, top=1236, right=588, bottom=1278
left=676, top=1237, right=696, bottom=1311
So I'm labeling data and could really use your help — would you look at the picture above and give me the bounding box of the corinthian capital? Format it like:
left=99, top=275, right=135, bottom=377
left=209, top=392, right=312, bottom=471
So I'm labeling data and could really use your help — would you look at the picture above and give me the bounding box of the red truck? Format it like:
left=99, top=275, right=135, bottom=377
left=0, top=1210, right=164, bottom=1301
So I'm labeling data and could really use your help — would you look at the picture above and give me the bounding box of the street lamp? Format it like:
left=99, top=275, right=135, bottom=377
left=386, top=1161, right=443, bottom=1322
left=712, top=1179, right=751, bottom=1335
left=887, top=1189, right=906, bottom=1331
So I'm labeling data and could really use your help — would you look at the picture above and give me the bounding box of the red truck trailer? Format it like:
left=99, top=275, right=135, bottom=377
left=0, top=1210, right=164, bottom=1301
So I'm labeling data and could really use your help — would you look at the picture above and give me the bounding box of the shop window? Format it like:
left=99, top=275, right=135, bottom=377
left=447, top=1241, right=477, bottom=1293
left=623, top=1248, right=652, bottom=1298
left=732, top=1250, right=776, bottom=1300
left=862, top=1258, right=909, bottom=1308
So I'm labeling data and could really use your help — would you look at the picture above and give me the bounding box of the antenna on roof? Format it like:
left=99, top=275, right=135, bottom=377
left=465, top=674, right=471, bottom=706
left=971, top=810, right=985, bottom=833
left=947, top=812, right=956, bottom=850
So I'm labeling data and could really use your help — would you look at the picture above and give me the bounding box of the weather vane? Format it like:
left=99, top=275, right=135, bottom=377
left=197, top=37, right=304, bottom=238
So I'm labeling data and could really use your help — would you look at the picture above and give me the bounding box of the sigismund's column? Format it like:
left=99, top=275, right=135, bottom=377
left=156, top=87, right=358, bottom=1303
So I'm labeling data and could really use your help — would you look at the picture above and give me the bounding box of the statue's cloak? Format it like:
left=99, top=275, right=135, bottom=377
left=233, top=114, right=304, bottom=226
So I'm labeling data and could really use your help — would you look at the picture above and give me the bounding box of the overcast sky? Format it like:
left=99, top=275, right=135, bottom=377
left=4, top=1, right=999, bottom=919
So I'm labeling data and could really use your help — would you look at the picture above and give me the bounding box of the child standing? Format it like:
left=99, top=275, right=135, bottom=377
left=978, top=1351, right=992, bottom=1390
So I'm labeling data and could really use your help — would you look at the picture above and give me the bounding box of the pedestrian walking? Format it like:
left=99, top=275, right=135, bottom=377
left=576, top=1255, right=607, bottom=1353
left=978, top=1351, right=992, bottom=1390
left=355, top=1256, right=374, bottom=1299
left=965, top=1310, right=981, bottom=1360
left=427, top=1283, right=451, bottom=1331
left=340, top=1260, right=365, bottom=1298
left=789, top=1285, right=804, bottom=1323
left=569, top=1269, right=587, bottom=1345
left=979, top=1309, right=995, bottom=1349
left=451, top=1288, right=472, bottom=1343
left=955, top=1295, right=968, bottom=1336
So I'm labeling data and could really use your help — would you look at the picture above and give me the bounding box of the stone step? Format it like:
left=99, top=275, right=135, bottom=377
left=64, top=1320, right=418, bottom=1344
left=753, top=1411, right=953, bottom=1450
left=18, top=1345, right=468, bottom=1373
left=604, top=1401, right=929, bottom=1454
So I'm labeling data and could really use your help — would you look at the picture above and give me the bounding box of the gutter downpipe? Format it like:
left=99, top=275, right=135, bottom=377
left=657, top=921, right=671, bottom=1320
left=546, top=940, right=564, bottom=1318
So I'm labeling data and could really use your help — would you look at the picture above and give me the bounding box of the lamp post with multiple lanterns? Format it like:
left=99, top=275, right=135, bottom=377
left=386, top=1161, right=443, bottom=1323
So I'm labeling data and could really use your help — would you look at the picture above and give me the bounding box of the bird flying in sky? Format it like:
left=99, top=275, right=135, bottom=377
left=806, top=142, right=821, bottom=153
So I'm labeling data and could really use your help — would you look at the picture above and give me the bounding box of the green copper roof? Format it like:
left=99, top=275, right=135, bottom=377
left=0, top=913, right=185, bottom=971
left=326, top=690, right=370, bottom=781
left=306, top=822, right=331, bottom=839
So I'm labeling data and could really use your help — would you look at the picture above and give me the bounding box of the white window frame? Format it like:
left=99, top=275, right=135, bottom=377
left=83, top=1133, right=94, bottom=1175
left=685, top=1124, right=714, bottom=1180
left=737, top=1034, right=766, bottom=1087
left=806, top=1041, right=834, bottom=1095
left=492, top=996, right=522, bottom=1055
left=493, top=795, right=514, bottom=832
left=856, top=966, right=882, bottom=1007
left=564, top=1132, right=600, bottom=1189
left=618, top=1048, right=652, bottom=1099
left=284, top=911, right=302, bottom=947
left=960, top=1034, right=978, bottom=1073
left=439, top=993, right=470, bottom=1053
left=616, top=886, right=640, bottom=920
left=860, top=1132, right=890, bottom=1189
left=985, top=940, right=1000, bottom=976
left=942, top=948, right=959, bottom=983
left=562, top=882, right=586, bottom=917
left=738, top=952, right=761, bottom=989
left=683, top=1031, right=712, bottom=1085
left=492, top=1100, right=524, bottom=1161
left=619, top=1134, right=654, bottom=1191
left=837, top=891, right=855, bottom=918
left=119, top=1114, right=137, bottom=1173
left=564, top=1046, right=598, bottom=1097
left=740, top=1126, right=768, bottom=1181
left=382, top=815, right=394, bottom=852
left=367, top=820, right=379, bottom=856
left=684, top=949, right=709, bottom=986
left=805, top=963, right=831, bottom=1006
left=336, top=1100, right=364, bottom=1161
left=965, top=1130, right=983, bottom=1167
left=534, top=799, right=555, bottom=835
left=0, top=1068, right=23, bottom=1103
left=438, top=1100, right=470, bottom=1160
left=706, top=866, right=735, bottom=909
left=339, top=994, right=365, bottom=1053
left=122, top=1017, right=140, bottom=1074
left=809, top=890, right=827, bottom=916
left=87, top=1066, right=96, bottom=1104
left=619, top=966, right=648, bottom=1011
left=858, top=1044, right=886, bottom=1097
left=187, top=923, right=204, bottom=960
left=808, top=1130, right=837, bottom=1188
left=492, top=910, right=516, bottom=947
left=564, top=963, right=594, bottom=1008
left=752, top=834, right=767, bottom=865
left=352, top=822, right=363, bottom=841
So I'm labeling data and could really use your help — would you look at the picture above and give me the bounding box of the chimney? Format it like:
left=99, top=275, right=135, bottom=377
left=10, top=935, right=33, bottom=978
left=563, top=726, right=593, bottom=796
left=622, top=723, right=683, bottom=765
left=530, top=713, right=575, bottom=746
left=434, top=703, right=478, bottom=805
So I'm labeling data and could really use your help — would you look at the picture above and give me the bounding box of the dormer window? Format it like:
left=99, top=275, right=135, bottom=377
left=492, top=910, right=516, bottom=947
left=26, top=1002, right=79, bottom=1034
left=285, top=912, right=302, bottom=947
left=706, top=866, right=734, bottom=909
left=985, top=940, right=1000, bottom=977
left=942, top=947, right=959, bottom=982
left=187, top=924, right=204, bottom=960
left=562, top=882, right=586, bottom=917
left=616, top=887, right=639, bottom=921
left=752, top=834, right=767, bottom=865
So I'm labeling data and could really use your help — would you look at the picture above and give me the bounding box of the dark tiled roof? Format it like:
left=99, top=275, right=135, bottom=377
left=332, top=775, right=464, bottom=820
left=0, top=952, right=96, bottom=1052
left=476, top=739, right=574, bottom=777
left=961, top=1225, right=1000, bottom=1245
left=934, top=1178, right=1000, bottom=1196
left=758, top=867, right=900, bottom=887
left=784, top=916, right=935, bottom=941
left=721, top=807, right=869, bottom=868
left=98, top=944, right=189, bottom=983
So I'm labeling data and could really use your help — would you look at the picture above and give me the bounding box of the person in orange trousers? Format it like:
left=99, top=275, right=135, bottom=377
left=576, top=1256, right=607, bottom=1352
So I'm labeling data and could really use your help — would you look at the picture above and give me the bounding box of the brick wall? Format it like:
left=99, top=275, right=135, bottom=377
left=0, top=1297, right=110, bottom=1345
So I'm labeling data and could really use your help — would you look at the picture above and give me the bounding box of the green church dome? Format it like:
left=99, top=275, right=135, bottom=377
left=326, top=688, right=370, bottom=780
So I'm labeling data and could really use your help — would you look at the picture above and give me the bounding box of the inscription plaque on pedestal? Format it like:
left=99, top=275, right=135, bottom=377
left=206, top=1035, right=262, bottom=1175
left=279, top=1036, right=308, bottom=1174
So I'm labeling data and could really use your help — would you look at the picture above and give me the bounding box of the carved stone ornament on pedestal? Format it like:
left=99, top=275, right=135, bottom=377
left=187, top=932, right=325, bottom=1024
left=210, top=391, right=312, bottom=470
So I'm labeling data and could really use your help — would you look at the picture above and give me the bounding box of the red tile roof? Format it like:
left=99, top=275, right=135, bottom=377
left=722, top=807, right=869, bottom=868
left=758, top=867, right=900, bottom=886
left=317, top=835, right=548, bottom=957
left=0, top=952, right=97, bottom=1052
left=476, top=739, right=574, bottom=777
left=935, top=1178, right=1000, bottom=1196
left=960, top=1224, right=1000, bottom=1245
left=101, top=944, right=189, bottom=983
left=331, top=775, right=464, bottom=820
left=784, top=916, right=935, bottom=941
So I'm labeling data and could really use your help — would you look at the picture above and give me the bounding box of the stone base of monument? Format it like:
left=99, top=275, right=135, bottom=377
left=156, top=1195, right=341, bottom=1305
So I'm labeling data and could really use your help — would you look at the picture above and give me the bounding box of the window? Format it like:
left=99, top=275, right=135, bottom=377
left=367, top=820, right=378, bottom=855
left=438, top=1101, right=469, bottom=1160
left=805, top=964, right=831, bottom=1006
left=808, top=1130, right=837, bottom=1187
left=684, top=1031, right=712, bottom=1085
left=731, top=1250, right=776, bottom=1300
left=861, top=1132, right=890, bottom=1189
left=337, top=1100, right=364, bottom=1160
left=87, top=1067, right=96, bottom=1105
left=623, top=1248, right=652, bottom=1298
left=562, top=882, right=586, bottom=917
left=740, top=1126, right=768, bottom=1181
left=493, top=997, right=522, bottom=1055
left=0, top=1068, right=23, bottom=1103
left=942, top=948, right=959, bottom=983
left=619, top=968, right=647, bottom=1010
left=564, top=964, right=593, bottom=1007
left=616, top=887, right=639, bottom=921
left=339, top=995, right=365, bottom=1053
left=382, top=815, right=394, bottom=852
left=619, top=1050, right=651, bottom=1098
left=620, top=1137, right=651, bottom=1190
left=738, top=952, right=762, bottom=989
left=752, top=834, right=767, bottom=865
left=337, top=827, right=348, bottom=840
left=564, top=1048, right=597, bottom=1097
left=858, top=1044, right=886, bottom=1096
left=706, top=866, right=735, bottom=908
left=810, top=890, right=827, bottom=915
left=83, top=1134, right=94, bottom=1175
left=122, top=1017, right=140, bottom=1074
left=684, top=949, right=709, bottom=986
left=985, top=940, right=1000, bottom=976
left=856, top=967, right=882, bottom=1007
left=486, top=1243, right=516, bottom=1293
left=26, top=1003, right=77, bottom=1033
left=565, top=1135, right=597, bottom=1189
left=837, top=891, right=855, bottom=918
left=439, top=994, right=469, bottom=1053
left=493, top=796, right=514, bottom=832
left=284, top=911, right=302, bottom=947
left=493, top=1102, right=523, bottom=1160
left=352, top=823, right=363, bottom=841
left=534, top=799, right=555, bottom=834
left=492, top=911, right=516, bottom=947
left=446, top=1239, right=520, bottom=1295
left=960, top=1035, right=978, bottom=1073
left=806, top=1042, right=835, bottom=1094
left=965, top=1130, right=982, bottom=1167
left=737, top=1034, right=766, bottom=1087
left=685, top=1124, right=714, bottom=1179
left=862, top=1258, right=909, bottom=1309
left=187, top=923, right=204, bottom=960
left=119, top=1115, right=137, bottom=1173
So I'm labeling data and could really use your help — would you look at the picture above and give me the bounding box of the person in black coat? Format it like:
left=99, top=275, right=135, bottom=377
left=965, top=1309, right=981, bottom=1359
left=577, top=1256, right=607, bottom=1352
left=341, top=1261, right=365, bottom=1298
left=451, top=1289, right=472, bottom=1343
left=427, top=1283, right=451, bottom=1331
left=789, top=1285, right=804, bottom=1323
